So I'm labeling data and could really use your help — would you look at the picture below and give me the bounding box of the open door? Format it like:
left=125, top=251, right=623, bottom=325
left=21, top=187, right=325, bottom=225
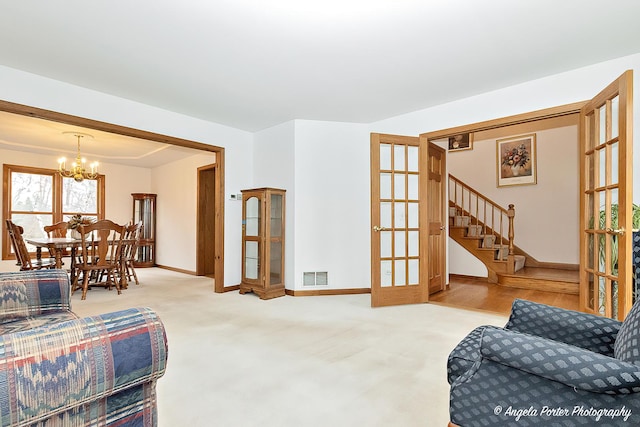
left=425, top=142, right=447, bottom=294
left=580, top=70, right=634, bottom=319
left=370, top=133, right=430, bottom=307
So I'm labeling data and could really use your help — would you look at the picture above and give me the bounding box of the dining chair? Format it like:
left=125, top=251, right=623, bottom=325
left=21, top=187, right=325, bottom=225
left=72, top=219, right=125, bottom=300
left=120, top=221, right=143, bottom=287
left=44, top=221, right=70, bottom=259
left=5, top=219, right=56, bottom=271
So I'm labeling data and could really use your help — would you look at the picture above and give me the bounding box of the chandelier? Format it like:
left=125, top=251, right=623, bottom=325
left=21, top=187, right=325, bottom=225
left=58, top=133, right=99, bottom=182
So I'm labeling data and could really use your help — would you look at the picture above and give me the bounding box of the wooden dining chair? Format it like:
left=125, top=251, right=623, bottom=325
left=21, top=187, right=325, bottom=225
left=44, top=221, right=70, bottom=258
left=120, top=221, right=143, bottom=287
left=5, top=219, right=56, bottom=271
left=72, top=219, right=125, bottom=300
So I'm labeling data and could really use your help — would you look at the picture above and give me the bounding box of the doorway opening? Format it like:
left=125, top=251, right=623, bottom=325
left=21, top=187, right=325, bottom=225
left=0, top=99, right=226, bottom=292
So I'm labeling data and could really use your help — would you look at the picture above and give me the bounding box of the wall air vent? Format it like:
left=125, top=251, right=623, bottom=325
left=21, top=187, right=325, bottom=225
left=303, top=272, right=328, bottom=286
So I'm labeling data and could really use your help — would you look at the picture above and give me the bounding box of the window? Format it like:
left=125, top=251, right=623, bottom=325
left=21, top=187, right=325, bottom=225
left=2, top=164, right=105, bottom=259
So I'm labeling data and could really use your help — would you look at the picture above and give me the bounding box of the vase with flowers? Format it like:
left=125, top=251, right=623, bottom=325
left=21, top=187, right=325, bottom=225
left=67, top=214, right=94, bottom=239
left=501, top=142, right=531, bottom=177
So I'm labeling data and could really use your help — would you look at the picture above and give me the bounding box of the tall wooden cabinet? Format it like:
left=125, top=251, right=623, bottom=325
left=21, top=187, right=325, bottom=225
left=132, top=193, right=156, bottom=267
left=239, top=188, right=286, bottom=299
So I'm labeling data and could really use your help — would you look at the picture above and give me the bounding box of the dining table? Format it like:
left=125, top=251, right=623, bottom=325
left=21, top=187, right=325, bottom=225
left=24, top=237, right=132, bottom=289
left=25, top=237, right=82, bottom=269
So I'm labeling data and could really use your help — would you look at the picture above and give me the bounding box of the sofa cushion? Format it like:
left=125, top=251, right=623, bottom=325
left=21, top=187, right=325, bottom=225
left=0, top=270, right=71, bottom=323
left=614, top=300, right=640, bottom=365
left=0, top=311, right=79, bottom=335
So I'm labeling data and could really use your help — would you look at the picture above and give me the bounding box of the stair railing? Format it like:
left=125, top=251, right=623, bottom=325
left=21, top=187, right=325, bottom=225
left=449, top=174, right=515, bottom=256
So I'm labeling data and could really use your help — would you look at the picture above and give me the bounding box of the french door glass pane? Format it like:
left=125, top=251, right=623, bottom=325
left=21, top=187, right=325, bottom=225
left=380, top=144, right=392, bottom=170
left=598, top=147, right=606, bottom=187
left=611, top=96, right=619, bottom=139
left=380, top=231, right=392, bottom=258
left=394, top=203, right=406, bottom=228
left=408, top=231, right=419, bottom=257
left=380, top=173, right=392, bottom=199
left=394, top=260, right=406, bottom=286
left=599, top=105, right=606, bottom=144
left=381, top=260, right=392, bottom=287
left=611, top=142, right=619, bottom=185
left=408, top=259, right=419, bottom=285
left=394, top=145, right=405, bottom=171
left=407, top=146, right=418, bottom=172
left=380, top=203, right=392, bottom=228
left=394, top=231, right=405, bottom=257
left=407, top=174, right=418, bottom=200
left=394, top=173, right=406, bottom=199
left=407, top=203, right=419, bottom=228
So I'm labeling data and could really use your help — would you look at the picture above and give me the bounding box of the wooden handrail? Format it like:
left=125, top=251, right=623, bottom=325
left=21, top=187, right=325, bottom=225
left=449, top=175, right=509, bottom=216
left=449, top=174, right=516, bottom=254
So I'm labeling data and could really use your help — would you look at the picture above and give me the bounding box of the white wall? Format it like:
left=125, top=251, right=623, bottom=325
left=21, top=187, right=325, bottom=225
left=252, top=121, right=296, bottom=288
left=293, top=120, right=370, bottom=290
left=151, top=152, right=217, bottom=272
left=0, top=65, right=253, bottom=287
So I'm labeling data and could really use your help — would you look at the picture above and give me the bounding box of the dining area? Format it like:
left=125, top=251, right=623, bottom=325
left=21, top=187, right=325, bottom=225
left=5, top=217, right=143, bottom=299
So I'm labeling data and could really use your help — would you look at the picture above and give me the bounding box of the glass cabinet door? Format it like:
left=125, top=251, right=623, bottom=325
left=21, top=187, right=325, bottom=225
left=269, top=193, right=283, bottom=285
left=243, top=196, right=261, bottom=281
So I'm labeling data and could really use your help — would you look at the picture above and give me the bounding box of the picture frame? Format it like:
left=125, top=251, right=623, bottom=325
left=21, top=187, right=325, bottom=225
left=448, top=133, right=473, bottom=152
left=496, top=133, right=537, bottom=187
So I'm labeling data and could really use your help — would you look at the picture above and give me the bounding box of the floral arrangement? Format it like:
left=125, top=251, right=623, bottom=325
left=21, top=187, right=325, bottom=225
left=67, top=214, right=94, bottom=230
left=501, top=143, right=530, bottom=169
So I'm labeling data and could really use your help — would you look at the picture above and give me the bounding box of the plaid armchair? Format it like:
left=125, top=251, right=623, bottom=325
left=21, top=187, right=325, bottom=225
left=448, top=299, right=640, bottom=426
left=0, top=270, right=168, bottom=426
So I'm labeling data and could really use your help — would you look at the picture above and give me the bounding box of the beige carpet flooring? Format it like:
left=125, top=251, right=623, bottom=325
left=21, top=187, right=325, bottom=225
left=1, top=263, right=507, bottom=426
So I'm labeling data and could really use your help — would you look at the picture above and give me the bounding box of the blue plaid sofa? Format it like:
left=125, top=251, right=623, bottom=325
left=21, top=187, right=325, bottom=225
left=0, top=269, right=168, bottom=426
left=447, top=298, right=640, bottom=426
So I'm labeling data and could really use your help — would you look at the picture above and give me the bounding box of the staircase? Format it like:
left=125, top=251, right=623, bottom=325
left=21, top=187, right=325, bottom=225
left=448, top=175, right=578, bottom=294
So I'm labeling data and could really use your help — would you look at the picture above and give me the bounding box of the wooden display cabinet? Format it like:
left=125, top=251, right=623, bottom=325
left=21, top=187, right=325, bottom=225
left=132, top=193, right=156, bottom=267
left=239, top=188, right=286, bottom=299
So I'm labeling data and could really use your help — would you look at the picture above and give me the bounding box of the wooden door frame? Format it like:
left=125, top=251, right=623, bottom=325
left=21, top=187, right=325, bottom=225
left=419, top=101, right=588, bottom=287
left=0, top=99, right=226, bottom=292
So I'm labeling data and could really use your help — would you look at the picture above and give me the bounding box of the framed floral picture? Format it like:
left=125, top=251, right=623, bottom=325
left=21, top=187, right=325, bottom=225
left=496, top=133, right=537, bottom=187
left=448, top=133, right=473, bottom=151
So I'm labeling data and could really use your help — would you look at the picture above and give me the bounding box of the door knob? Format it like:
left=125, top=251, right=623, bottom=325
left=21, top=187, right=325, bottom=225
left=373, top=225, right=388, bottom=232
left=605, top=227, right=625, bottom=236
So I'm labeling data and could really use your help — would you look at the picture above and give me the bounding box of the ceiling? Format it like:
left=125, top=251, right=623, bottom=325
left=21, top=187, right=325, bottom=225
left=0, top=111, right=202, bottom=168
left=1, top=1, right=640, bottom=146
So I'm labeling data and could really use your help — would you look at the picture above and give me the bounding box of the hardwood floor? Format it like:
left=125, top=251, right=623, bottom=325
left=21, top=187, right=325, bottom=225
left=430, top=274, right=580, bottom=315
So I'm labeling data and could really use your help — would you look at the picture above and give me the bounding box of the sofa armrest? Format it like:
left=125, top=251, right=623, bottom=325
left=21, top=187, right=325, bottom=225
left=0, top=270, right=71, bottom=322
left=481, top=327, right=640, bottom=394
left=0, top=306, right=168, bottom=426
left=505, top=298, right=621, bottom=356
